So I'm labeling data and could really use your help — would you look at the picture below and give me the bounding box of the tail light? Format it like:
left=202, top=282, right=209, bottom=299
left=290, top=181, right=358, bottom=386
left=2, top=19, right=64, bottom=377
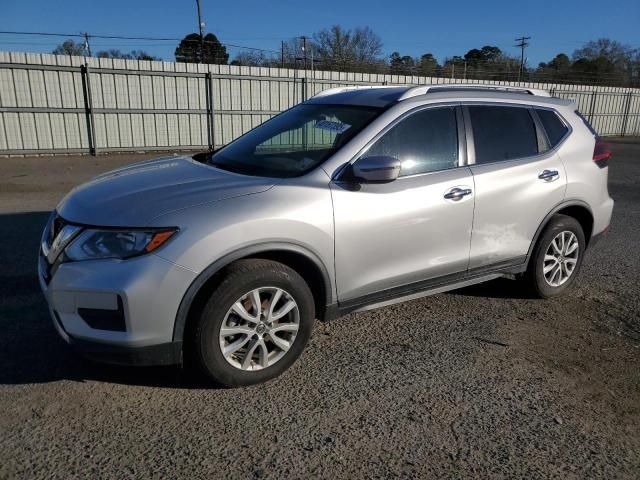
left=593, top=137, right=612, bottom=165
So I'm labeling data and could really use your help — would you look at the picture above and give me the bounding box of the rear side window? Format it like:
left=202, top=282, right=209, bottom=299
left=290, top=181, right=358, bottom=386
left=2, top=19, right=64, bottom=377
left=363, top=107, right=458, bottom=176
left=469, top=106, right=538, bottom=163
left=536, top=109, right=569, bottom=147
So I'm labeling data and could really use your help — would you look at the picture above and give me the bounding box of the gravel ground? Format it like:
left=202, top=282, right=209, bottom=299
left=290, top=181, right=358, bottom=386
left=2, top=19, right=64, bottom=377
left=0, top=144, right=639, bottom=479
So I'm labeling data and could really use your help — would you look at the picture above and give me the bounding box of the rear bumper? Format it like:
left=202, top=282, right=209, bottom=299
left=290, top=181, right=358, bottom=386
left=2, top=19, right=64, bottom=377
left=589, top=195, right=613, bottom=249
left=592, top=197, right=614, bottom=240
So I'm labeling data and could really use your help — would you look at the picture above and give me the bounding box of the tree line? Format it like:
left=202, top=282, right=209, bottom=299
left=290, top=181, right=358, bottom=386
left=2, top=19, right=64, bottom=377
left=51, top=27, right=639, bottom=87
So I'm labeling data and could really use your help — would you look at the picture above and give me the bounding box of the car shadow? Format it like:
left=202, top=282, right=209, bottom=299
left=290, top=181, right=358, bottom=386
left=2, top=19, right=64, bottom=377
left=0, top=211, right=212, bottom=389
left=1, top=210, right=536, bottom=387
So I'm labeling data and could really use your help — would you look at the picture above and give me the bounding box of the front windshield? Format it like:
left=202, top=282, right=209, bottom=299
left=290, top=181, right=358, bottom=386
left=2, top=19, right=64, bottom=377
left=208, top=104, right=382, bottom=178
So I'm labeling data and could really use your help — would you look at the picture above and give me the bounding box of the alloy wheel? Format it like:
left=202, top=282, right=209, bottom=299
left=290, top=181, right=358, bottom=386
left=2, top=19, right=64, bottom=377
left=543, top=230, right=579, bottom=287
left=219, top=287, right=300, bottom=371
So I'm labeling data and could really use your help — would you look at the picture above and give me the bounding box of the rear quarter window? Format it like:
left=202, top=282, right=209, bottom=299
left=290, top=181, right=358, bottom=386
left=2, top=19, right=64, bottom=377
left=535, top=109, right=569, bottom=147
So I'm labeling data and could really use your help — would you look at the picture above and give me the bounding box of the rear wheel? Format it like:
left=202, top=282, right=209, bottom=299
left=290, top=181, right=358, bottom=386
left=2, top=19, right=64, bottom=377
left=526, top=214, right=586, bottom=298
left=192, top=259, right=314, bottom=387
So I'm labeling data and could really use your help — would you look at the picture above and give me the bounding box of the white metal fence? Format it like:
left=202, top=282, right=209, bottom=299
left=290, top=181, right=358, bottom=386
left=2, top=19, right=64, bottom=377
left=0, top=51, right=639, bottom=156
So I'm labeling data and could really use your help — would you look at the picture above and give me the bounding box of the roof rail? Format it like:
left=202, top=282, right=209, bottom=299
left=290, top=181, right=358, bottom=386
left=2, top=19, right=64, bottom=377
left=398, top=83, right=551, bottom=101
left=311, top=85, right=399, bottom=99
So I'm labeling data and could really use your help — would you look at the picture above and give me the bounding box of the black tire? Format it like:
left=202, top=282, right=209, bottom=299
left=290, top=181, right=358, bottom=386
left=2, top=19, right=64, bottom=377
left=526, top=214, right=586, bottom=299
left=192, top=259, right=314, bottom=387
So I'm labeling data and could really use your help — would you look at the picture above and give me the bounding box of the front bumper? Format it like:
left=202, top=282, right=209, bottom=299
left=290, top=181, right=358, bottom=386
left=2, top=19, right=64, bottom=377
left=39, top=249, right=197, bottom=366
left=58, top=320, right=182, bottom=366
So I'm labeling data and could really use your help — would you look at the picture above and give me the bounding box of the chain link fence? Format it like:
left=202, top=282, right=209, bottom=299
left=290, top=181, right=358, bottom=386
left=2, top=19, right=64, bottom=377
left=1, top=51, right=639, bottom=156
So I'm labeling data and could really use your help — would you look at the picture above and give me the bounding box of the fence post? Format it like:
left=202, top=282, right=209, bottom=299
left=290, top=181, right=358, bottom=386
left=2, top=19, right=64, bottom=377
left=292, top=67, right=297, bottom=107
left=80, top=63, right=97, bottom=156
left=588, top=91, right=598, bottom=124
left=620, top=91, right=633, bottom=137
left=205, top=72, right=215, bottom=150
left=301, top=77, right=308, bottom=148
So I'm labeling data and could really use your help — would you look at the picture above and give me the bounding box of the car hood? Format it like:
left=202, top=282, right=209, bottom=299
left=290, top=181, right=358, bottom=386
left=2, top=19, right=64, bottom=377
left=56, top=155, right=275, bottom=226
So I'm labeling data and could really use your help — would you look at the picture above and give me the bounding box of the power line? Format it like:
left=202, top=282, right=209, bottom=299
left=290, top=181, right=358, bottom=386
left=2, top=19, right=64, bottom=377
left=0, top=30, right=177, bottom=41
left=0, top=30, right=280, bottom=55
left=0, top=30, right=635, bottom=86
left=0, top=30, right=83, bottom=38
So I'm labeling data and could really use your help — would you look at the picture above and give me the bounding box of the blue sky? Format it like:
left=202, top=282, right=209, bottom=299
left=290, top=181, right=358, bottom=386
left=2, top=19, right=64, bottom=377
left=1, top=0, right=638, bottom=65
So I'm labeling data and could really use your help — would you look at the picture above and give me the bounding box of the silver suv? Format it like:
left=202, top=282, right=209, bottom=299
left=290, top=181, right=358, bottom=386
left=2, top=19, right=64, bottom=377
left=39, top=84, right=614, bottom=386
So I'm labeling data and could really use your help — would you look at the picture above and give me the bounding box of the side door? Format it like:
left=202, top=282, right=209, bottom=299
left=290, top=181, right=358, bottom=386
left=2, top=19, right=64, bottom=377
left=465, top=104, right=568, bottom=271
left=330, top=105, right=475, bottom=305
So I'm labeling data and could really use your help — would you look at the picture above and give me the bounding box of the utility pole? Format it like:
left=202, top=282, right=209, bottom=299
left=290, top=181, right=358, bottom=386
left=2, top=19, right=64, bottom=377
left=83, top=32, right=92, bottom=57
left=196, top=0, right=205, bottom=63
left=310, top=45, right=314, bottom=95
left=281, top=40, right=285, bottom=68
left=300, top=36, right=308, bottom=70
left=515, top=36, right=531, bottom=82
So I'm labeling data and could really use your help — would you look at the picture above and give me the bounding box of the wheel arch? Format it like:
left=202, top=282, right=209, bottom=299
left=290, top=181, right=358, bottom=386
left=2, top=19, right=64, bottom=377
left=525, top=200, right=594, bottom=268
left=172, top=242, right=334, bottom=343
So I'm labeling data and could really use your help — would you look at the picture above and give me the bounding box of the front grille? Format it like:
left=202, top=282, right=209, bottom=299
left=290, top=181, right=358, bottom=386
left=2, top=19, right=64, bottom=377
left=40, top=212, right=70, bottom=285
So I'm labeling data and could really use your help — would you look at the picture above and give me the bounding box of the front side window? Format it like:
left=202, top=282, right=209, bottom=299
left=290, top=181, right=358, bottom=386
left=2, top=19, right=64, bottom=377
left=469, top=106, right=539, bottom=163
left=208, top=104, right=381, bottom=178
left=360, top=107, right=459, bottom=177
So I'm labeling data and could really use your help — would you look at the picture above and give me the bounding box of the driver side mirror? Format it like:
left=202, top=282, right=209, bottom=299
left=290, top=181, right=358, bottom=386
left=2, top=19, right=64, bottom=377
left=352, top=155, right=401, bottom=183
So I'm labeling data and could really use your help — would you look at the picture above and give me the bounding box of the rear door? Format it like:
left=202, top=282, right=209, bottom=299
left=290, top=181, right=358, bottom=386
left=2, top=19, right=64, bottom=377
left=465, top=104, right=567, bottom=271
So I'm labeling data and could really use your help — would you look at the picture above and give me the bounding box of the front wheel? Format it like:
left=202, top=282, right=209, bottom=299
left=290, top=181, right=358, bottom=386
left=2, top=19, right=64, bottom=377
left=526, top=214, right=586, bottom=299
left=192, top=259, right=315, bottom=387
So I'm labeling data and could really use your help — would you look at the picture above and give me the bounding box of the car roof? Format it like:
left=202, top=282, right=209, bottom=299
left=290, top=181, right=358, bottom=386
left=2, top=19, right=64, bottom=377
left=306, top=84, right=574, bottom=109
left=306, top=86, right=409, bottom=107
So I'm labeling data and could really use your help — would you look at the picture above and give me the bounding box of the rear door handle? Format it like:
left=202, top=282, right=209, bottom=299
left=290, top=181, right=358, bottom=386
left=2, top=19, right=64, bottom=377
left=538, top=169, right=559, bottom=182
left=444, top=187, right=472, bottom=201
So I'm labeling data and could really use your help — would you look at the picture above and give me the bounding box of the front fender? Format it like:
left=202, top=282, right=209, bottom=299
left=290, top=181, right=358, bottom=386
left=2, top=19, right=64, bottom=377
left=171, top=241, right=335, bottom=342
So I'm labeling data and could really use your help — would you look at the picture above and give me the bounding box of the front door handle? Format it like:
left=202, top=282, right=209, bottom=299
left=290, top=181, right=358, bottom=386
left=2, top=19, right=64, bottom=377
left=444, top=187, right=473, bottom=201
left=538, top=169, right=559, bottom=182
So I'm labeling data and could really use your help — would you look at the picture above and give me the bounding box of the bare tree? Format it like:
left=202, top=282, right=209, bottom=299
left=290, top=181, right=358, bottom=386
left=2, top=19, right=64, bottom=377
left=52, top=40, right=86, bottom=56
left=96, top=49, right=161, bottom=61
left=279, top=37, right=318, bottom=69
left=230, top=50, right=278, bottom=67
left=313, top=25, right=383, bottom=72
left=571, top=38, right=637, bottom=85
left=573, top=38, right=634, bottom=67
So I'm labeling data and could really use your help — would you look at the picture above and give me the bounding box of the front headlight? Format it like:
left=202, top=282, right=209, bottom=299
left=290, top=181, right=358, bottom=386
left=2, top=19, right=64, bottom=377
left=64, top=228, right=177, bottom=261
